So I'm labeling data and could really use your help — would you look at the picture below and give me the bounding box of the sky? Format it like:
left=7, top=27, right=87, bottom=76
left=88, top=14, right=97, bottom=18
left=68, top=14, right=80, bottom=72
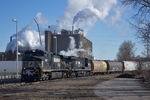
left=0, top=0, right=144, bottom=60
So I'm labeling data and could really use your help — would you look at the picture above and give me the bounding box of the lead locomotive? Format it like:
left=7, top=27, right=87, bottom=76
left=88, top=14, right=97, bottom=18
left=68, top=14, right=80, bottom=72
left=21, top=49, right=92, bottom=82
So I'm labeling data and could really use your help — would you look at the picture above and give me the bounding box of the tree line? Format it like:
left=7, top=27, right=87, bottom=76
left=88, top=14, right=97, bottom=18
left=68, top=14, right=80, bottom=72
left=117, top=0, right=150, bottom=61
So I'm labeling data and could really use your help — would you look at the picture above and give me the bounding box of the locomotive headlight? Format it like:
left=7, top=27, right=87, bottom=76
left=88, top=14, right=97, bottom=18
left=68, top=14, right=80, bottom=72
left=23, top=67, right=26, bottom=70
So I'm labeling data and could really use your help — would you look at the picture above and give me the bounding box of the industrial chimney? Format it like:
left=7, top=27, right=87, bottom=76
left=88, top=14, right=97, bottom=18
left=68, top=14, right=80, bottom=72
left=10, top=36, right=13, bottom=42
left=45, top=30, right=52, bottom=52
left=72, top=26, right=74, bottom=34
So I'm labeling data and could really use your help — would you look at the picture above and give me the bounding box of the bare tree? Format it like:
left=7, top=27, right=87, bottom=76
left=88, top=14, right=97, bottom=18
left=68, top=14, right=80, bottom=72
left=122, top=0, right=150, bottom=57
left=117, top=41, right=135, bottom=61
left=136, top=22, right=150, bottom=57
left=122, top=0, right=150, bottom=20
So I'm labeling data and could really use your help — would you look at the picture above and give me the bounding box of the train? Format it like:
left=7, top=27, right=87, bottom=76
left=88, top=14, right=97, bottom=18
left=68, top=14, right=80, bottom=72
left=20, top=49, right=149, bottom=82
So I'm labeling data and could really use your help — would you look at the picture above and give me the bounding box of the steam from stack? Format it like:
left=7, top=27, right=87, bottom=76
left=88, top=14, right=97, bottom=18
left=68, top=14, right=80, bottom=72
left=72, top=26, right=74, bottom=34
left=58, top=0, right=119, bottom=35
left=6, top=13, right=47, bottom=52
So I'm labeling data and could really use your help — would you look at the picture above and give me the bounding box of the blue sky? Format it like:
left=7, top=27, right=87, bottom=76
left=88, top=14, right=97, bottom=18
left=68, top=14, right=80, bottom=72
left=0, top=0, right=144, bottom=60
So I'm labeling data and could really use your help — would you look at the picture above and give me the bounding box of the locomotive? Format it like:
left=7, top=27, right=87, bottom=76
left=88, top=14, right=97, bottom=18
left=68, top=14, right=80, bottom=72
left=21, top=49, right=91, bottom=82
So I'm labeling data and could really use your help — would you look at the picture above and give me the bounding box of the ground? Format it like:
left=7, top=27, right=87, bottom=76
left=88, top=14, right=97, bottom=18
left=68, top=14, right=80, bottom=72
left=0, top=73, right=150, bottom=100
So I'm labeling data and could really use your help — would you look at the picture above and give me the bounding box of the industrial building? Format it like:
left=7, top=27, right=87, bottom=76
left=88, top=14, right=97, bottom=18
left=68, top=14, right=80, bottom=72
left=45, top=29, right=93, bottom=59
left=2, top=28, right=93, bottom=61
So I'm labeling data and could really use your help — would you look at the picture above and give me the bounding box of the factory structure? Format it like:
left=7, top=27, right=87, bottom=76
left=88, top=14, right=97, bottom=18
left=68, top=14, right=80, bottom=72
left=0, top=28, right=93, bottom=61
left=45, top=29, right=93, bottom=59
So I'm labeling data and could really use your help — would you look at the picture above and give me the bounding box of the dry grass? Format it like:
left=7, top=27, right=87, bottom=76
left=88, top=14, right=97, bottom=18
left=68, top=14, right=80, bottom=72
left=0, top=73, right=120, bottom=100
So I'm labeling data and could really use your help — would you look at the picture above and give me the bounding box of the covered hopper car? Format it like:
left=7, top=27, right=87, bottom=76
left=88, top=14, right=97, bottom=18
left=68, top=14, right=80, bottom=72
left=106, top=61, right=124, bottom=73
left=123, top=61, right=138, bottom=71
left=91, top=60, right=107, bottom=74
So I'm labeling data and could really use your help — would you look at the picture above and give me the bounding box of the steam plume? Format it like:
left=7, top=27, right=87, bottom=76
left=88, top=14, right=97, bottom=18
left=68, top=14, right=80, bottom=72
left=58, top=0, right=119, bottom=35
left=6, top=12, right=48, bottom=52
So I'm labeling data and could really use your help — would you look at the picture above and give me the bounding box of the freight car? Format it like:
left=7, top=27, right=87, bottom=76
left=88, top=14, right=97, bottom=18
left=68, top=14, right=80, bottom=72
left=123, top=61, right=138, bottom=71
left=21, top=50, right=92, bottom=82
left=106, top=61, right=124, bottom=73
left=91, top=60, right=124, bottom=74
left=141, top=61, right=150, bottom=70
left=91, top=60, right=107, bottom=74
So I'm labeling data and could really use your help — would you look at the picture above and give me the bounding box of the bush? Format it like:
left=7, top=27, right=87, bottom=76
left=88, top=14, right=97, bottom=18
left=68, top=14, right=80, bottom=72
left=143, top=69, right=150, bottom=82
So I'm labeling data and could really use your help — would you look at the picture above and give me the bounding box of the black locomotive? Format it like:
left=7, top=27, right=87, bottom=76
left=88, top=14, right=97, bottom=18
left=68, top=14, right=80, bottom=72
left=21, top=49, right=92, bottom=82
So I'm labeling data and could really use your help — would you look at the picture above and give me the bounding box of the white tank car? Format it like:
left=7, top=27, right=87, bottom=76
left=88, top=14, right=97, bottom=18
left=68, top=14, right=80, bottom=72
left=0, top=61, right=22, bottom=74
left=123, top=61, right=138, bottom=71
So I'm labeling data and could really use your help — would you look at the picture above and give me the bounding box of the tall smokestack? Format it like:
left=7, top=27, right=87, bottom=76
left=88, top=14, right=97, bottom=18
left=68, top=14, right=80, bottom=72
left=10, top=36, right=13, bottom=42
left=45, top=31, right=52, bottom=52
left=72, top=26, right=74, bottom=34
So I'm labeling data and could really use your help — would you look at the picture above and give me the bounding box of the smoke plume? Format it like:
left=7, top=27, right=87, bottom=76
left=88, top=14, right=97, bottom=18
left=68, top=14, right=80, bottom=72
left=58, top=0, right=119, bottom=35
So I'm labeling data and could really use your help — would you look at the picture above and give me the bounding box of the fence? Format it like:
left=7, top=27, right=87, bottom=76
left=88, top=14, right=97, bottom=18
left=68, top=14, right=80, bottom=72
left=0, top=72, right=21, bottom=85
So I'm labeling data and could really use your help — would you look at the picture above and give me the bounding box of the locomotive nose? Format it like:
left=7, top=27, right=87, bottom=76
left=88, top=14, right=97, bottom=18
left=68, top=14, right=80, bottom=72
left=28, top=61, right=35, bottom=67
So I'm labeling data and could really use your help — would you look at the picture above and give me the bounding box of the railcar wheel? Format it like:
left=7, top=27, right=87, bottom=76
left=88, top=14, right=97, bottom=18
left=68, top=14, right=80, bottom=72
left=61, top=72, right=64, bottom=78
left=75, top=72, right=78, bottom=77
left=48, top=73, right=52, bottom=80
left=66, top=72, right=72, bottom=78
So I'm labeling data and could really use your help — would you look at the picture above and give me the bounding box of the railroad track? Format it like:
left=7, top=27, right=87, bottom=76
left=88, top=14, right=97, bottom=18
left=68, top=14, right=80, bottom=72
left=0, top=73, right=121, bottom=89
left=0, top=73, right=122, bottom=100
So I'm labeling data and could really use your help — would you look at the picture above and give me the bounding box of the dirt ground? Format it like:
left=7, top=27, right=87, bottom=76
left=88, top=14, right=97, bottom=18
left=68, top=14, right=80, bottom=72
left=1, top=73, right=150, bottom=100
left=0, top=74, right=120, bottom=100
left=94, top=78, right=150, bottom=100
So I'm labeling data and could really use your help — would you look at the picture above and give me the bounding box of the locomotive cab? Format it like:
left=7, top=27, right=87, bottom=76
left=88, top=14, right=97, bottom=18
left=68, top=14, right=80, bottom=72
left=21, top=50, right=46, bottom=82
